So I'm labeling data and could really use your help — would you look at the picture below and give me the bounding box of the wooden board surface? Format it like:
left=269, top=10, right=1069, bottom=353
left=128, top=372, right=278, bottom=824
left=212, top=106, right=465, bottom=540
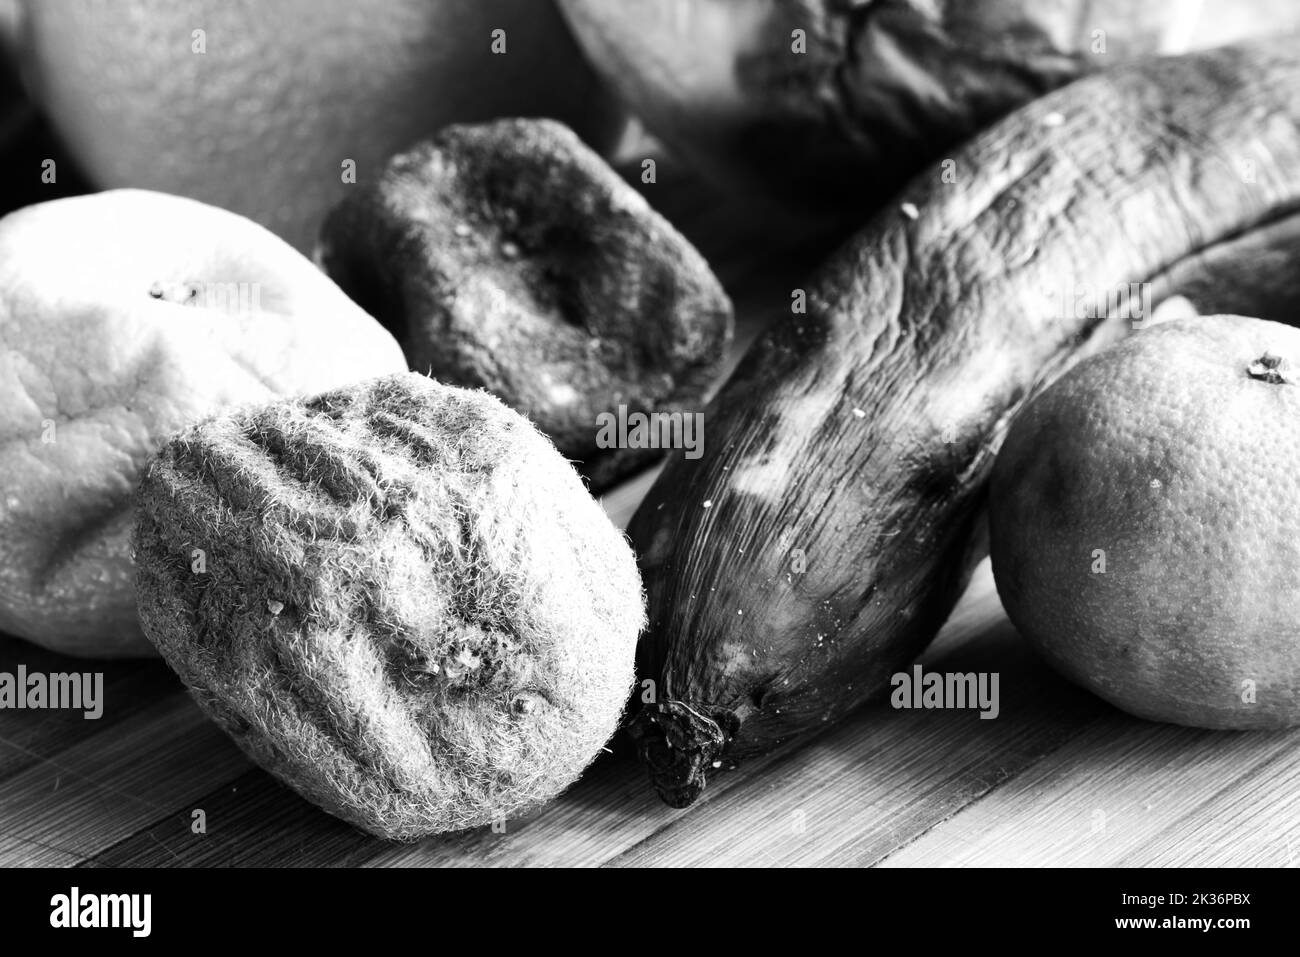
left=3, top=554, right=1297, bottom=867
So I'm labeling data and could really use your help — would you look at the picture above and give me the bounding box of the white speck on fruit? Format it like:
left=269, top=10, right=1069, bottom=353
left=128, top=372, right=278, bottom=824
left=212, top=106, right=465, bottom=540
left=546, top=381, right=581, bottom=407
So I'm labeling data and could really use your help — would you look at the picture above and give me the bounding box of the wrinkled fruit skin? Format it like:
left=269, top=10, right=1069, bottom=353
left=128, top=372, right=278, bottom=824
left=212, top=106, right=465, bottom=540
left=991, top=316, right=1300, bottom=730
left=134, top=373, right=645, bottom=839
left=622, top=37, right=1300, bottom=805
left=559, top=0, right=1196, bottom=215
left=318, top=118, right=733, bottom=491
left=0, top=190, right=405, bottom=657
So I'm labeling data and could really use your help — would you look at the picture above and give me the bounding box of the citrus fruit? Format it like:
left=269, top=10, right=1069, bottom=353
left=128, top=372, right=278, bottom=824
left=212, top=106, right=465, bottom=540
left=990, top=315, right=1300, bottom=729
left=0, top=189, right=406, bottom=658
left=7, top=0, right=623, bottom=251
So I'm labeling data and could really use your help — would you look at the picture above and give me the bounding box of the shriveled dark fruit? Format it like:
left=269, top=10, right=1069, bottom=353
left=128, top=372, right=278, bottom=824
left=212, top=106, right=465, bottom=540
left=133, top=372, right=644, bottom=840
left=317, top=118, right=733, bottom=491
left=628, top=38, right=1300, bottom=807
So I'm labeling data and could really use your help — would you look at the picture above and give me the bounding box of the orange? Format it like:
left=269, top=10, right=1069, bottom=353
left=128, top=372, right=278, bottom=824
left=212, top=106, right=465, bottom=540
left=990, top=315, right=1300, bottom=729
left=6, top=0, right=622, bottom=251
left=0, top=189, right=405, bottom=657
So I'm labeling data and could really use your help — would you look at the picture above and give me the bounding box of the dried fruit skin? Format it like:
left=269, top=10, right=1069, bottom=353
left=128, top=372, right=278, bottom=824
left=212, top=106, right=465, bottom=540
left=627, top=38, right=1300, bottom=807
left=0, top=189, right=406, bottom=657
left=318, top=118, right=733, bottom=490
left=134, top=373, right=644, bottom=839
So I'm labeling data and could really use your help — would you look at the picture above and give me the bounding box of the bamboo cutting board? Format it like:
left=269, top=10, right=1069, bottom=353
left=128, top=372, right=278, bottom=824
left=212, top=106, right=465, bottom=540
left=2, top=553, right=1297, bottom=867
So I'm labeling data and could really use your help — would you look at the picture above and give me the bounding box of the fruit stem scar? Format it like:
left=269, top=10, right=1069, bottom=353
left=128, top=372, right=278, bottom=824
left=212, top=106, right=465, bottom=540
left=626, top=699, right=739, bottom=808
left=1247, top=351, right=1294, bottom=384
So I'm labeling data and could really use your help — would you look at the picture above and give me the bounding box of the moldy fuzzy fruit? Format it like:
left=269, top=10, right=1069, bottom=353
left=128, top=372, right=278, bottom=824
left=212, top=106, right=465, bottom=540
left=0, top=190, right=405, bottom=658
left=991, top=316, right=1300, bottom=730
left=317, top=118, right=733, bottom=492
left=133, top=372, right=645, bottom=839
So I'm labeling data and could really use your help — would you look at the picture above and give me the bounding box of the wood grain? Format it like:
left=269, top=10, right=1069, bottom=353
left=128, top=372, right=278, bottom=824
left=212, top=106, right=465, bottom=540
left=1, top=556, right=1295, bottom=866
left=0, top=693, right=249, bottom=866
left=881, top=710, right=1300, bottom=867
